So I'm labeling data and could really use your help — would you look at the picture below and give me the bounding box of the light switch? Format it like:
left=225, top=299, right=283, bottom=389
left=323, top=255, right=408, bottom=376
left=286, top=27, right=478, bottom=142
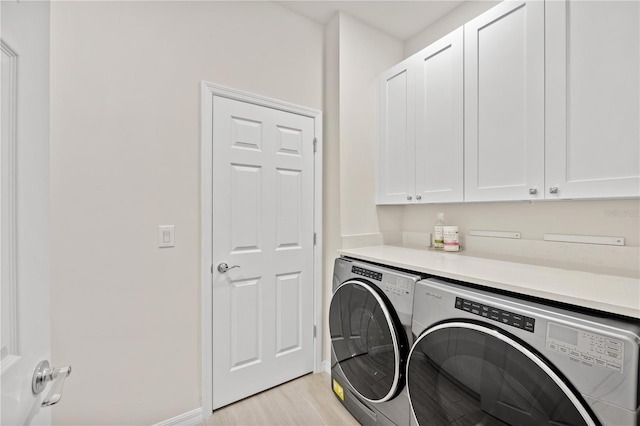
left=158, top=225, right=175, bottom=248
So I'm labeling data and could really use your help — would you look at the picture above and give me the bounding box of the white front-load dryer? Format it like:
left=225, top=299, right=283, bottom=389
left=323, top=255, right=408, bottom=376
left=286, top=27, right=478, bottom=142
left=330, top=257, right=424, bottom=425
left=407, top=278, right=640, bottom=426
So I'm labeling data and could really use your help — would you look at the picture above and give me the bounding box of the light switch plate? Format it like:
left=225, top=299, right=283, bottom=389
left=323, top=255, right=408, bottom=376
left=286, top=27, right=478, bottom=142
left=158, top=225, right=175, bottom=248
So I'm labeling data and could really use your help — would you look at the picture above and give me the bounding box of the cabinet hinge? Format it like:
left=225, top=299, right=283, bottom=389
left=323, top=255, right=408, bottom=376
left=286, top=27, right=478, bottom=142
left=313, top=137, right=317, bottom=153
left=313, top=325, right=317, bottom=338
left=313, top=233, right=317, bottom=245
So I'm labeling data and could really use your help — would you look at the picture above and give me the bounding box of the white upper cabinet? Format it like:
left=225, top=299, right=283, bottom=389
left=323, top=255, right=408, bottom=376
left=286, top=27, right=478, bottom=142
left=377, top=28, right=463, bottom=205
left=464, top=0, right=545, bottom=202
left=415, top=27, right=464, bottom=203
left=377, top=0, right=639, bottom=204
left=377, top=59, right=416, bottom=204
left=545, top=0, right=640, bottom=199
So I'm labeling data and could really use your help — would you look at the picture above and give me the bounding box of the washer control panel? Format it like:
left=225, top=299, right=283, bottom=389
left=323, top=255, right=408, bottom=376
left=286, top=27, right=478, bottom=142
left=546, top=322, right=625, bottom=373
left=455, top=297, right=535, bottom=332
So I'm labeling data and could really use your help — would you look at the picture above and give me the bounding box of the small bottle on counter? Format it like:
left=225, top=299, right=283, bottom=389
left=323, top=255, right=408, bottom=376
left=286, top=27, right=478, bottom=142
left=443, top=226, right=460, bottom=252
left=434, top=213, right=445, bottom=249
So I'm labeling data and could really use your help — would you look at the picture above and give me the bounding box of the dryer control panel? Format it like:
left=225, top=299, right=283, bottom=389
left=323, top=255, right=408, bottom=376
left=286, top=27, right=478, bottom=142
left=351, top=266, right=382, bottom=281
left=546, top=322, right=625, bottom=374
left=455, top=297, right=535, bottom=332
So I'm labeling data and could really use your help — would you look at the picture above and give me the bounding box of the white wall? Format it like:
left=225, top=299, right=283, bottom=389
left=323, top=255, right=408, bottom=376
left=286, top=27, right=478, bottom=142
left=322, top=14, right=341, bottom=366
left=49, top=2, right=323, bottom=424
left=337, top=13, right=404, bottom=239
left=404, top=0, right=499, bottom=57
left=321, top=12, right=405, bottom=361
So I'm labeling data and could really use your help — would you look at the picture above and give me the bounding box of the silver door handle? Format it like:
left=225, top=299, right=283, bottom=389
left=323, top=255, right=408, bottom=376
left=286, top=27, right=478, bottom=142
left=32, top=360, right=72, bottom=407
left=217, top=262, right=240, bottom=273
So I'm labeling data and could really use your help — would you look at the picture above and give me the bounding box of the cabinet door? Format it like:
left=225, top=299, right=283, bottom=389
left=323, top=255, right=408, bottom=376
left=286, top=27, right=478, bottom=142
left=464, top=0, right=544, bottom=202
left=377, top=59, right=415, bottom=204
left=414, top=27, right=464, bottom=203
left=546, top=0, right=640, bottom=199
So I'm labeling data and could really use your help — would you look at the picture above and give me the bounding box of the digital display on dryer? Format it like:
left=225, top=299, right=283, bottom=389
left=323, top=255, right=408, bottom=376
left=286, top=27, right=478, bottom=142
left=455, top=297, right=535, bottom=333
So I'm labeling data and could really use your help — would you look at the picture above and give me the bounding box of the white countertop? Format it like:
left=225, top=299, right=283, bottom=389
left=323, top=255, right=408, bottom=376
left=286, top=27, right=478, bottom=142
left=338, top=245, right=640, bottom=319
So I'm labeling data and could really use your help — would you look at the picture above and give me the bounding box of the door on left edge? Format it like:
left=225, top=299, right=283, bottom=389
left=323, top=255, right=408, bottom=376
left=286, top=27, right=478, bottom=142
left=1, top=1, right=58, bottom=424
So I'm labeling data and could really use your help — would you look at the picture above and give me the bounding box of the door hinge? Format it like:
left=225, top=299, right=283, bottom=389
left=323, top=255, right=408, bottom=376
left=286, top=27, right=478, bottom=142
left=313, top=137, right=317, bottom=153
left=313, top=233, right=317, bottom=245
left=313, top=325, right=317, bottom=338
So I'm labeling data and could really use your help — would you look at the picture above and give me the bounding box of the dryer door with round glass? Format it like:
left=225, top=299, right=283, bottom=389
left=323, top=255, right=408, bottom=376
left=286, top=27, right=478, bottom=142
left=407, top=322, right=599, bottom=426
left=329, top=279, right=407, bottom=403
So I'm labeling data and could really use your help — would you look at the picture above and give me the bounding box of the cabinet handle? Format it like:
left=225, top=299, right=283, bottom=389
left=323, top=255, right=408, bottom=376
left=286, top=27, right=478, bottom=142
left=416, top=195, right=422, bottom=200
left=529, top=188, right=537, bottom=195
left=407, top=195, right=413, bottom=201
left=549, top=187, right=559, bottom=194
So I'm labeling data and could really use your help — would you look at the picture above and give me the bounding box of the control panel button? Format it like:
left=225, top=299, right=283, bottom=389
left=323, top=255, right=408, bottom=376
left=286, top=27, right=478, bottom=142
left=605, top=351, right=622, bottom=360
left=606, top=339, right=622, bottom=348
left=606, top=361, right=622, bottom=373
left=594, top=358, right=606, bottom=367
left=581, top=354, right=594, bottom=363
left=489, top=308, right=501, bottom=322
left=510, top=314, right=524, bottom=328
left=523, top=317, right=535, bottom=332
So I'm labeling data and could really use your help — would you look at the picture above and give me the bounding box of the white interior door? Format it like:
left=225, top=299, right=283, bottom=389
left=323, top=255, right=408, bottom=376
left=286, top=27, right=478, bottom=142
left=211, top=95, right=315, bottom=410
left=1, top=1, right=59, bottom=424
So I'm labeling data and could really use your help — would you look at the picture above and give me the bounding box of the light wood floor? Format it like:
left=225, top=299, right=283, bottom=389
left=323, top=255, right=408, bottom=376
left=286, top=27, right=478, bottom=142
left=201, top=372, right=359, bottom=426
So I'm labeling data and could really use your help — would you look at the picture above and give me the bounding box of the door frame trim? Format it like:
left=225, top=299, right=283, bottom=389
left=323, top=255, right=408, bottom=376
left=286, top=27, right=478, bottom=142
left=199, top=82, right=323, bottom=420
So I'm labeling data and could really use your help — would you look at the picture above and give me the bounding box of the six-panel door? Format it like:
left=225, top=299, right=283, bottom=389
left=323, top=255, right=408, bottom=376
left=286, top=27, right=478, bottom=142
left=211, top=96, right=315, bottom=409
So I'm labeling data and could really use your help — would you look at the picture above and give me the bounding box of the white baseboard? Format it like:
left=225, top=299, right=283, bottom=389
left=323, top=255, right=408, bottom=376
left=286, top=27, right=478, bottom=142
left=154, top=408, right=203, bottom=426
left=321, top=359, right=331, bottom=374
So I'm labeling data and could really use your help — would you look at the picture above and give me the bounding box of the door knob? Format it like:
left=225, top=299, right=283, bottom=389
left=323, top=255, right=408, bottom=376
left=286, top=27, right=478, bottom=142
left=217, top=262, right=240, bottom=273
left=32, top=360, right=72, bottom=407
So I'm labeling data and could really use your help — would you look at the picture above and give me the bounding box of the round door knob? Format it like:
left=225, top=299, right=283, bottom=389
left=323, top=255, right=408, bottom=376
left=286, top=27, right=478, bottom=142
left=407, top=195, right=413, bottom=201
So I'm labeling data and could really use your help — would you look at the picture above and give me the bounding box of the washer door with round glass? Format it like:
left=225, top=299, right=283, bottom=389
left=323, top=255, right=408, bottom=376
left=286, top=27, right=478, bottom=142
left=407, top=322, right=599, bottom=426
left=329, top=280, right=407, bottom=403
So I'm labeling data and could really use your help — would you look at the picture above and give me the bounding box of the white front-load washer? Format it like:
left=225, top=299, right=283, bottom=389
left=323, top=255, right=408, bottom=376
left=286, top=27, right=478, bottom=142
left=330, top=257, right=424, bottom=425
left=407, top=278, right=640, bottom=426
